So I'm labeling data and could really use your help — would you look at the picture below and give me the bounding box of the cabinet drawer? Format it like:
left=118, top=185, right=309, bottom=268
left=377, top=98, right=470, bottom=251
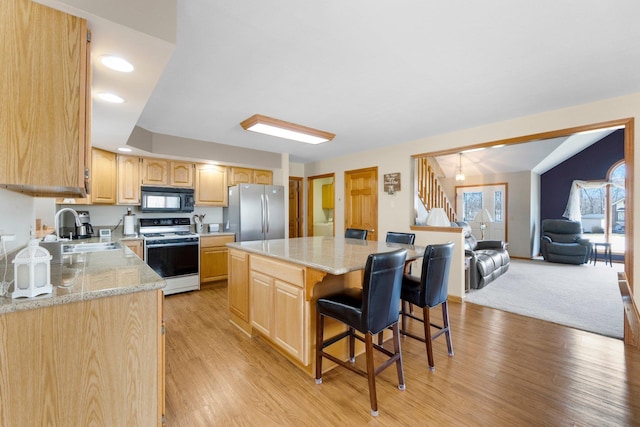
left=251, top=255, right=304, bottom=287
left=200, top=235, right=235, bottom=248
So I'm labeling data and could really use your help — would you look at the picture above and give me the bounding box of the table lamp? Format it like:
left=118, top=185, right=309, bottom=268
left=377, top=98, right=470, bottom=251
left=426, top=208, right=451, bottom=227
left=474, top=209, right=493, bottom=240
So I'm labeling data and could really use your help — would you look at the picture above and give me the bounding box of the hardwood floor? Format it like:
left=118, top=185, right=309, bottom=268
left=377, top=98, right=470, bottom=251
left=164, top=283, right=640, bottom=426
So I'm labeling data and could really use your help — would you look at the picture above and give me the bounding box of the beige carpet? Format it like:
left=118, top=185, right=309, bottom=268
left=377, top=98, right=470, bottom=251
left=464, top=258, right=624, bottom=338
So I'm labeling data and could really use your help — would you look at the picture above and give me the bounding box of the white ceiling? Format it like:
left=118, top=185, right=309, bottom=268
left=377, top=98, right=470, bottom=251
left=39, top=1, right=640, bottom=166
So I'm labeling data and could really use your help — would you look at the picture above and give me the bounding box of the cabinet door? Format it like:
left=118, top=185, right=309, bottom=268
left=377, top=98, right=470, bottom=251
left=91, top=148, right=117, bottom=204
left=200, top=247, right=229, bottom=283
left=322, top=183, right=334, bottom=209
left=250, top=271, right=273, bottom=336
left=195, top=164, right=228, bottom=206
left=273, top=280, right=305, bottom=361
left=253, top=169, right=273, bottom=185
left=228, top=249, right=249, bottom=322
left=229, top=167, right=253, bottom=185
left=117, top=155, right=141, bottom=205
left=142, top=158, right=169, bottom=186
left=0, top=0, right=89, bottom=195
left=170, top=161, right=194, bottom=187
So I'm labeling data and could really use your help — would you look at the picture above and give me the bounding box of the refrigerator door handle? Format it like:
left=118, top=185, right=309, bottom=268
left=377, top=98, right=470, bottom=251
left=260, top=193, right=265, bottom=233
left=265, top=194, right=270, bottom=233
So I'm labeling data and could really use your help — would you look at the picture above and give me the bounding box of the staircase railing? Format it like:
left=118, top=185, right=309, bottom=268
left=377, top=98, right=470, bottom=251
left=416, top=157, right=457, bottom=222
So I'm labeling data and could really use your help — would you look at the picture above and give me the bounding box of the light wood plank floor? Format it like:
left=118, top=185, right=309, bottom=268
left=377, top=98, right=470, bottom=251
left=164, top=283, right=640, bottom=426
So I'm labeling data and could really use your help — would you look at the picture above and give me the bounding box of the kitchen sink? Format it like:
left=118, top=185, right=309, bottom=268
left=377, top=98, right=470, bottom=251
left=61, top=241, right=121, bottom=253
left=41, top=240, right=121, bottom=263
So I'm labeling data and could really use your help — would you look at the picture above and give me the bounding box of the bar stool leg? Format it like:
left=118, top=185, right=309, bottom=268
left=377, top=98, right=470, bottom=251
left=364, top=332, right=379, bottom=416
left=315, top=310, right=324, bottom=384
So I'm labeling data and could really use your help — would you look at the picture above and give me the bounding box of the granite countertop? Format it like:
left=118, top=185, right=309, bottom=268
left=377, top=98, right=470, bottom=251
left=227, top=236, right=423, bottom=275
left=0, top=240, right=165, bottom=315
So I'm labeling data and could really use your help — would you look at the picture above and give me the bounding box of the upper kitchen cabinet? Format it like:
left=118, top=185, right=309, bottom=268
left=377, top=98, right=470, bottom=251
left=142, top=158, right=194, bottom=187
left=141, top=158, right=169, bottom=186
left=195, top=164, right=228, bottom=206
left=229, top=167, right=273, bottom=186
left=0, top=0, right=90, bottom=197
left=117, top=155, right=141, bottom=205
left=91, top=148, right=116, bottom=204
left=322, top=183, right=334, bottom=209
left=169, top=161, right=194, bottom=187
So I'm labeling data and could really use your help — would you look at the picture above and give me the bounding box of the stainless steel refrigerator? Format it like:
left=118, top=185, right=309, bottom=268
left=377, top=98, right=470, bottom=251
left=223, top=184, right=285, bottom=241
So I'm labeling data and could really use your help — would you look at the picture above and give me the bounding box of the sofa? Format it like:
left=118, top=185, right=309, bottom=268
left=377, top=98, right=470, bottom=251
left=540, top=219, right=591, bottom=265
left=455, top=222, right=510, bottom=289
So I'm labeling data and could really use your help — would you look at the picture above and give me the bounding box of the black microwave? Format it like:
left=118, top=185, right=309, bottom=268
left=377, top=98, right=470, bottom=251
left=141, top=186, right=195, bottom=213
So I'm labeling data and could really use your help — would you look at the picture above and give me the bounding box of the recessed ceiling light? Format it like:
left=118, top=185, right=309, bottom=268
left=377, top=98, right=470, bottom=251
left=100, top=55, right=134, bottom=72
left=98, top=92, right=124, bottom=103
left=240, top=114, right=335, bottom=144
left=117, top=147, right=132, bottom=152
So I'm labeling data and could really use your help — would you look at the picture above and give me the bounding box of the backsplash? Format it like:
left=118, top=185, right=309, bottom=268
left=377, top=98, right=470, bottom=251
left=0, top=188, right=35, bottom=253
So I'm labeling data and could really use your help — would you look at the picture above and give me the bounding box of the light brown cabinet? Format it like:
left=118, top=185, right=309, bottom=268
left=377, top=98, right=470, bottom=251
left=250, top=255, right=305, bottom=363
left=117, top=155, right=141, bottom=205
left=141, top=158, right=169, bottom=186
left=200, top=235, right=235, bottom=284
left=123, top=239, right=144, bottom=260
left=142, top=158, right=194, bottom=188
left=229, top=167, right=273, bottom=186
left=0, top=290, right=164, bottom=425
left=91, top=148, right=117, bottom=204
left=0, top=0, right=90, bottom=197
left=170, top=161, right=194, bottom=187
left=322, top=183, right=334, bottom=209
left=228, top=249, right=250, bottom=328
left=195, top=164, right=228, bottom=206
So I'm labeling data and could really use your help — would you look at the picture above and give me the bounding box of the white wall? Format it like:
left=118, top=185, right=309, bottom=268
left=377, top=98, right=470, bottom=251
left=0, top=189, right=35, bottom=254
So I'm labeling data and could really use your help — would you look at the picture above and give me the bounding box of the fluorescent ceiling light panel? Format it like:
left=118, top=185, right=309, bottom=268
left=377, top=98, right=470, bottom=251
left=240, top=114, right=335, bottom=144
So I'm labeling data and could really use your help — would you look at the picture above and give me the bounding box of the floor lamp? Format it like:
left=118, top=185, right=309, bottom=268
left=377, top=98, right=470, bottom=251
left=474, top=209, right=493, bottom=240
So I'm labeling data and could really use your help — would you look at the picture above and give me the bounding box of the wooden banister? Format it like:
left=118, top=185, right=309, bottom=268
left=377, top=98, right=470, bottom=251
left=417, top=158, right=457, bottom=222
left=618, top=272, right=640, bottom=348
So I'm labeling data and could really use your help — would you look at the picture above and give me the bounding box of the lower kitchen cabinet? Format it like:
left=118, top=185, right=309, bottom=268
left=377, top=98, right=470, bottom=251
left=228, top=248, right=250, bottom=329
left=250, top=255, right=305, bottom=363
left=122, top=239, right=144, bottom=260
left=200, top=235, right=235, bottom=284
left=0, top=289, right=164, bottom=425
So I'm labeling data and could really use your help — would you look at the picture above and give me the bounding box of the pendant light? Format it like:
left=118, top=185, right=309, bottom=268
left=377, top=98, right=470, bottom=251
left=455, top=153, right=465, bottom=181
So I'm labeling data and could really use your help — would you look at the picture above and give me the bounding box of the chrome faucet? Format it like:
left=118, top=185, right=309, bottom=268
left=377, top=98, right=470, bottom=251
left=54, top=208, right=81, bottom=240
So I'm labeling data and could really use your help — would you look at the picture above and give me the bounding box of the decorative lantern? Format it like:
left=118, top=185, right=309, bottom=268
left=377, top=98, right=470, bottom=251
left=12, top=239, right=53, bottom=298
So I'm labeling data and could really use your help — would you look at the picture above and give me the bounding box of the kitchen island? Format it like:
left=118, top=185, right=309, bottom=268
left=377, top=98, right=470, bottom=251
left=227, top=236, right=423, bottom=376
left=0, top=243, right=165, bottom=426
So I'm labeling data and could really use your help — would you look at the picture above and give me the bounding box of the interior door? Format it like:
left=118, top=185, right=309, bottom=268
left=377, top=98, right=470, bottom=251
left=345, top=167, right=378, bottom=241
left=288, top=177, right=303, bottom=238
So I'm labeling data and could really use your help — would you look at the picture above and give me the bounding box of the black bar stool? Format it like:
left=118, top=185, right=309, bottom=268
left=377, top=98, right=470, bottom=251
left=315, top=248, right=407, bottom=416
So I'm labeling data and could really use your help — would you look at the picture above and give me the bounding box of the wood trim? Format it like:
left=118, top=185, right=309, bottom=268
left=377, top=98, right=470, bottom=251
left=411, top=118, right=634, bottom=158
left=453, top=182, right=509, bottom=243
left=618, top=272, right=640, bottom=348
left=307, top=173, right=335, bottom=237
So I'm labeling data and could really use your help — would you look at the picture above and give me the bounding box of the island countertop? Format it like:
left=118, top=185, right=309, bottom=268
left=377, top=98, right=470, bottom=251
left=0, top=241, right=165, bottom=315
left=227, top=236, right=423, bottom=275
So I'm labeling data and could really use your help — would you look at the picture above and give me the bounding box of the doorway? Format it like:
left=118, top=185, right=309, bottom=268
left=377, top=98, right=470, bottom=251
left=345, top=167, right=378, bottom=241
left=307, top=173, right=335, bottom=237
